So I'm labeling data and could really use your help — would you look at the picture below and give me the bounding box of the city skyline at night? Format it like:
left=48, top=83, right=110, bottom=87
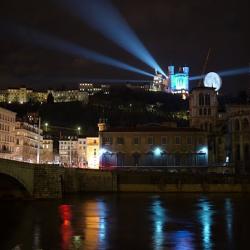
left=0, top=0, right=249, bottom=95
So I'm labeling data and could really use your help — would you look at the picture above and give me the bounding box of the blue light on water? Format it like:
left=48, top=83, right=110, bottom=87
left=151, top=198, right=167, bottom=250
left=97, top=200, right=107, bottom=243
left=225, top=198, right=233, bottom=242
left=173, top=230, right=194, bottom=250
left=197, top=199, right=214, bottom=250
left=4, top=23, right=153, bottom=78
left=60, top=0, right=166, bottom=76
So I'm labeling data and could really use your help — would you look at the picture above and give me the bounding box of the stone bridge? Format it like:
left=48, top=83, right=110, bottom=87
left=1, top=159, right=250, bottom=198
left=0, top=159, right=116, bottom=199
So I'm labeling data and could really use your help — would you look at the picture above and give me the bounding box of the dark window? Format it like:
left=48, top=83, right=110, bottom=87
left=161, top=137, right=167, bottom=145
left=175, top=136, right=181, bottom=145
left=198, top=137, right=204, bottom=145
left=236, top=144, right=241, bottom=161
left=235, top=119, right=240, bottom=131
left=205, top=94, right=210, bottom=106
left=117, top=137, right=124, bottom=145
left=103, top=137, right=113, bottom=145
left=199, top=93, right=204, bottom=106
left=204, top=108, right=207, bottom=115
left=147, top=137, right=154, bottom=145
left=243, top=118, right=249, bottom=130
left=133, top=137, right=140, bottom=145
left=199, top=109, right=202, bottom=115
left=208, top=108, right=211, bottom=115
left=187, top=136, right=192, bottom=145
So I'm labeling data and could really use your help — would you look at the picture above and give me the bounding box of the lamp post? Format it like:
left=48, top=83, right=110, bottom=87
left=36, top=117, right=41, bottom=164
left=44, top=122, right=48, bottom=132
left=77, top=126, right=81, bottom=136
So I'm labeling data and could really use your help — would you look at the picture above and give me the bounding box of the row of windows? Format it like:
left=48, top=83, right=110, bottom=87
left=0, top=113, right=15, bottom=122
left=199, top=108, right=211, bottom=116
left=103, top=136, right=204, bottom=145
left=60, top=140, right=97, bottom=145
left=0, top=145, right=14, bottom=153
left=0, top=135, right=15, bottom=143
left=0, top=123, right=11, bottom=132
left=199, top=93, right=211, bottom=106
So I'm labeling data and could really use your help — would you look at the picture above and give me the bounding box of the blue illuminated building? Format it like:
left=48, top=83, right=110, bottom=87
left=168, top=66, right=189, bottom=94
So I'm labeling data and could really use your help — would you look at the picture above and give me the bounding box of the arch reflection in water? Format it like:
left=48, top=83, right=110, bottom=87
left=225, top=198, right=233, bottom=242
left=82, top=199, right=108, bottom=249
left=151, top=198, right=167, bottom=250
left=197, top=198, right=214, bottom=250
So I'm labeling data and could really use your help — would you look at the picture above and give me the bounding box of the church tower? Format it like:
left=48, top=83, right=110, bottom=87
left=189, top=86, right=218, bottom=131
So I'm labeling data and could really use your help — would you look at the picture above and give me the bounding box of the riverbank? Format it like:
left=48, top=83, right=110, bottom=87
left=63, top=168, right=250, bottom=194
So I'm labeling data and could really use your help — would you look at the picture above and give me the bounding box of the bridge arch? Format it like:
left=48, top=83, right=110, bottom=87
left=0, top=161, right=34, bottom=197
left=0, top=173, right=31, bottom=198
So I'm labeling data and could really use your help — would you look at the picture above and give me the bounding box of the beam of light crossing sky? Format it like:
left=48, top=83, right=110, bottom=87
left=3, top=23, right=154, bottom=78
left=189, top=67, right=250, bottom=81
left=59, top=0, right=166, bottom=77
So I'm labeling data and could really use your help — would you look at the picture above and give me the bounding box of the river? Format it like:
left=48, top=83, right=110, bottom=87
left=0, top=193, right=249, bottom=250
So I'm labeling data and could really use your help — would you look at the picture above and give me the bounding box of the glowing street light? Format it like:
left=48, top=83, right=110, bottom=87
left=44, top=122, right=48, bottom=132
left=153, top=147, right=162, bottom=157
left=77, top=126, right=81, bottom=135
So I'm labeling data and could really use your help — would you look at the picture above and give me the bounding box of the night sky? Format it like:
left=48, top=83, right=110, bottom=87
left=0, top=0, right=249, bottom=94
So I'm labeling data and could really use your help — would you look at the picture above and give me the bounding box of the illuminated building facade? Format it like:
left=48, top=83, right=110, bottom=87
left=79, top=83, right=110, bottom=95
left=14, top=121, right=43, bottom=163
left=59, top=137, right=78, bottom=167
left=0, top=87, right=89, bottom=104
left=98, top=122, right=208, bottom=167
left=59, top=136, right=99, bottom=168
left=6, top=87, right=33, bottom=104
left=0, top=107, right=16, bottom=160
left=47, top=90, right=89, bottom=103
left=41, top=138, right=54, bottom=163
left=85, top=137, right=99, bottom=169
left=150, top=73, right=168, bottom=92
left=168, top=66, right=189, bottom=95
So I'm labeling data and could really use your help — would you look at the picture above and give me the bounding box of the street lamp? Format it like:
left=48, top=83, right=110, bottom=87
left=44, top=122, right=48, bottom=132
left=153, top=147, right=162, bottom=157
left=77, top=126, right=81, bottom=135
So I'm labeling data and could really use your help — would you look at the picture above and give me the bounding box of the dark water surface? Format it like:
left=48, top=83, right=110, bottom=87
left=0, top=193, right=249, bottom=250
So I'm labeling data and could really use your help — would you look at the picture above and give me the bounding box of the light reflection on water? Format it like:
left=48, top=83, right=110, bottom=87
left=225, top=198, right=233, bottom=243
left=197, top=198, right=214, bottom=250
left=1, top=194, right=248, bottom=250
left=150, top=197, right=194, bottom=250
left=151, top=197, right=167, bottom=250
left=81, top=199, right=108, bottom=250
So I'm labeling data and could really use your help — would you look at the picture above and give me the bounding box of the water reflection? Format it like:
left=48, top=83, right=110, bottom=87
left=225, top=198, right=233, bottom=243
left=82, top=199, right=108, bottom=250
left=197, top=198, right=214, bottom=250
left=32, top=224, right=41, bottom=250
left=151, top=197, right=167, bottom=250
left=59, top=204, right=73, bottom=250
left=172, top=230, right=194, bottom=250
